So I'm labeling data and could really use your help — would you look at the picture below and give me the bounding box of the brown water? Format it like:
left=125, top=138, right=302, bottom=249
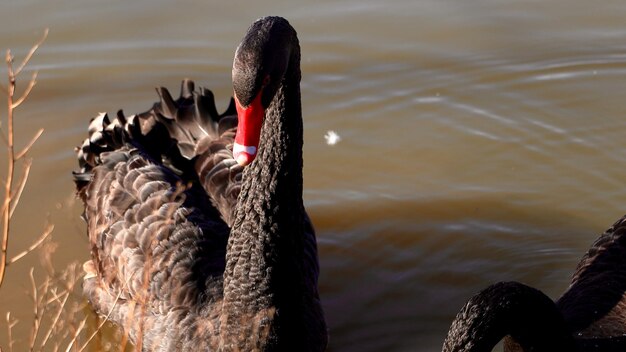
left=2, top=1, right=626, bottom=351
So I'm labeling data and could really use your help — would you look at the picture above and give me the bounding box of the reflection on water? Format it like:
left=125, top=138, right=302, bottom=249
left=2, top=0, right=626, bottom=351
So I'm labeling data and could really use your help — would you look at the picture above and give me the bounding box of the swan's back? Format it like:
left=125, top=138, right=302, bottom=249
left=74, top=80, right=237, bottom=350
left=556, top=215, right=626, bottom=339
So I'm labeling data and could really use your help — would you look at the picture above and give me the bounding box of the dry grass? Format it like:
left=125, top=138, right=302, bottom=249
left=0, top=30, right=176, bottom=352
left=0, top=30, right=107, bottom=352
left=0, top=29, right=145, bottom=352
left=7, top=264, right=88, bottom=352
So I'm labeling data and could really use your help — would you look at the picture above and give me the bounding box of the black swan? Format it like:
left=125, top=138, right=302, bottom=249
left=73, top=16, right=327, bottom=351
left=442, top=216, right=626, bottom=352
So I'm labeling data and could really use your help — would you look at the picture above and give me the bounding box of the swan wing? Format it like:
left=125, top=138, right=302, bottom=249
left=74, top=107, right=229, bottom=349
left=132, top=79, right=243, bottom=226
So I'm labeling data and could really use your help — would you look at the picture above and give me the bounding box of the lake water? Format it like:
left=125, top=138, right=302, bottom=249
left=2, top=1, right=626, bottom=351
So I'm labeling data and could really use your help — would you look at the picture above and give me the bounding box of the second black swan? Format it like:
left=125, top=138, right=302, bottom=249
left=442, top=216, right=626, bottom=351
left=74, top=17, right=327, bottom=351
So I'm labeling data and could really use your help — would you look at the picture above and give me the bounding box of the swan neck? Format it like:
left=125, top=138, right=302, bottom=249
left=442, top=282, right=577, bottom=352
left=220, top=45, right=307, bottom=348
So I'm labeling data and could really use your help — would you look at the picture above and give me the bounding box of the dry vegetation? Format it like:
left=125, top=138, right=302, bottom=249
left=0, top=29, right=172, bottom=352
left=0, top=30, right=122, bottom=352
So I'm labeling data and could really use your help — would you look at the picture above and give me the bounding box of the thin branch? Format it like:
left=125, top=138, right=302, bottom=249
left=77, top=281, right=127, bottom=352
left=119, top=301, right=135, bottom=352
left=6, top=50, right=14, bottom=77
left=6, top=312, right=18, bottom=352
left=0, top=52, right=16, bottom=290
left=15, top=128, right=43, bottom=160
left=28, top=271, right=53, bottom=351
left=64, top=316, right=87, bottom=352
left=0, top=29, right=48, bottom=290
left=9, top=158, right=32, bottom=218
left=11, top=71, right=37, bottom=109
left=39, top=288, right=71, bottom=348
left=14, top=28, right=48, bottom=77
left=28, top=268, right=42, bottom=352
left=44, top=287, right=71, bottom=305
left=8, top=222, right=53, bottom=265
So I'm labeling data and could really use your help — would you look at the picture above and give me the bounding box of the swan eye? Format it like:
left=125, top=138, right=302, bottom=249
left=262, top=74, right=270, bottom=87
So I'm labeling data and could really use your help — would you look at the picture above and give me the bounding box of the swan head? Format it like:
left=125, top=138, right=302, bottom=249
left=232, top=16, right=297, bottom=166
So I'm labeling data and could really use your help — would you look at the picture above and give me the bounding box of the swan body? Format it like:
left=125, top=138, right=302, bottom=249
left=74, top=16, right=327, bottom=351
left=442, top=216, right=626, bottom=351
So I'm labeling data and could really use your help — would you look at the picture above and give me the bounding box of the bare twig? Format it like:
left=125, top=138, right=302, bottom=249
left=11, top=71, right=37, bottom=109
left=44, top=286, right=71, bottom=305
left=0, top=29, right=48, bottom=289
left=0, top=48, right=17, bottom=290
left=27, top=269, right=56, bottom=352
left=32, top=265, right=83, bottom=351
left=6, top=312, right=18, bottom=352
left=8, top=222, right=53, bottom=265
left=8, top=158, right=32, bottom=218
left=119, top=301, right=134, bottom=352
left=14, top=29, right=48, bottom=77
left=77, top=280, right=128, bottom=352
left=39, top=288, right=71, bottom=348
left=64, top=317, right=87, bottom=352
left=28, top=269, right=42, bottom=351
left=16, top=128, right=43, bottom=160
left=40, top=264, right=84, bottom=349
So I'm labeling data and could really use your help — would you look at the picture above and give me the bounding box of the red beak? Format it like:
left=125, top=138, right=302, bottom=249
left=234, top=91, right=264, bottom=166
